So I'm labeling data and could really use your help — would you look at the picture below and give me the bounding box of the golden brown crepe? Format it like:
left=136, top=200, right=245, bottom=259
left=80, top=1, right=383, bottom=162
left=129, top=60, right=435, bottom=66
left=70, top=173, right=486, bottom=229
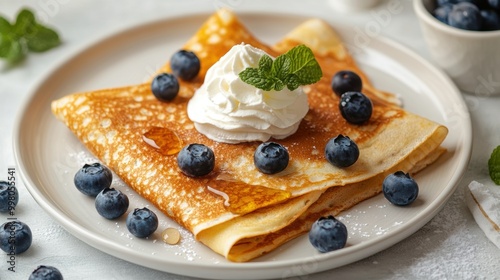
left=51, top=9, right=447, bottom=262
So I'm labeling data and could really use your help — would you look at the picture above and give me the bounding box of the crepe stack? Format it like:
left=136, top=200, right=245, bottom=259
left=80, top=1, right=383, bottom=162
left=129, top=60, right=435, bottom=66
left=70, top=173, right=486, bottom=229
left=51, top=9, right=448, bottom=262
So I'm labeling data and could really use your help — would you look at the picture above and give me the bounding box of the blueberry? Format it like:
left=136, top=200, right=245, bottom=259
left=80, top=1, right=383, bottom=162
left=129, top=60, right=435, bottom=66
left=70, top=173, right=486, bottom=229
left=170, top=50, right=201, bottom=81
left=437, top=0, right=456, bottom=4
left=29, top=265, right=63, bottom=280
left=489, top=0, right=500, bottom=9
left=382, top=171, right=419, bottom=206
left=74, top=163, right=113, bottom=197
left=0, top=220, right=32, bottom=254
left=331, top=70, right=363, bottom=97
left=473, top=0, right=494, bottom=9
left=339, top=91, right=372, bottom=124
left=480, top=9, right=500, bottom=30
left=448, top=2, right=482, bottom=30
left=457, top=0, right=491, bottom=8
left=95, top=188, right=129, bottom=219
left=434, top=3, right=454, bottom=23
left=253, top=142, right=289, bottom=174
left=325, top=135, right=359, bottom=168
left=177, top=143, right=215, bottom=177
left=438, top=0, right=488, bottom=7
left=0, top=181, right=18, bottom=213
left=126, top=207, right=158, bottom=238
left=151, top=73, right=179, bottom=102
left=309, top=215, right=347, bottom=253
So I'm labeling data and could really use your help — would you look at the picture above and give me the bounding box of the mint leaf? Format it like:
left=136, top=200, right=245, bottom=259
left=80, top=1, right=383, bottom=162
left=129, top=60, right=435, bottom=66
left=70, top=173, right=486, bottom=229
left=0, top=16, right=14, bottom=58
left=239, top=44, right=322, bottom=92
left=258, top=54, right=273, bottom=76
left=488, top=145, right=500, bottom=185
left=239, top=68, right=275, bottom=91
left=285, top=44, right=323, bottom=86
left=0, top=17, right=13, bottom=33
left=14, top=9, right=36, bottom=36
left=0, top=8, right=61, bottom=65
left=4, top=39, right=26, bottom=62
left=26, top=24, right=61, bottom=52
left=0, top=33, right=26, bottom=62
left=0, top=33, right=12, bottom=57
left=272, top=78, right=285, bottom=91
left=272, top=54, right=291, bottom=81
left=284, top=74, right=301, bottom=91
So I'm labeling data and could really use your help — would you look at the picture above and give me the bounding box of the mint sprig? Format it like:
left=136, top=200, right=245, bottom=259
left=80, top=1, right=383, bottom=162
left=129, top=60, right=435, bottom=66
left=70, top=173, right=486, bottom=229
left=239, top=44, right=322, bottom=91
left=488, top=145, right=500, bottom=185
left=0, top=8, right=61, bottom=64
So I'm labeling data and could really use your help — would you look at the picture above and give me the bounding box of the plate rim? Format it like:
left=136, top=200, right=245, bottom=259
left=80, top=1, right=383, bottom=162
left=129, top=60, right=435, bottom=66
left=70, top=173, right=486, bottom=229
left=12, top=10, right=472, bottom=279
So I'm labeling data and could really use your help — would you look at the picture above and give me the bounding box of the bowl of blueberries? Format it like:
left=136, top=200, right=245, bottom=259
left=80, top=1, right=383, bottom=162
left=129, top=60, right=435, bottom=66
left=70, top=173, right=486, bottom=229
left=414, top=0, right=500, bottom=96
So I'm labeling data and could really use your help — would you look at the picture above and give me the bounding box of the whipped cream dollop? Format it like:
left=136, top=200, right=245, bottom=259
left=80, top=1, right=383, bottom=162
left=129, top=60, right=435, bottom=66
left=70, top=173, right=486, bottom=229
left=187, top=44, right=309, bottom=143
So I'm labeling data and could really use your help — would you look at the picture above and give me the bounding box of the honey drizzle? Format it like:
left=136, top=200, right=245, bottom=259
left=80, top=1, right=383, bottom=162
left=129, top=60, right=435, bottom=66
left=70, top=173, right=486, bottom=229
left=206, top=177, right=291, bottom=215
left=142, top=126, right=183, bottom=155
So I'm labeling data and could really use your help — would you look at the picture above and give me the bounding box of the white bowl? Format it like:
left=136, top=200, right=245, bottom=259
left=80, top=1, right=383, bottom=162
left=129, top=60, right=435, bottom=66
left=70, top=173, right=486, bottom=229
left=414, top=0, right=500, bottom=96
left=328, top=0, right=382, bottom=13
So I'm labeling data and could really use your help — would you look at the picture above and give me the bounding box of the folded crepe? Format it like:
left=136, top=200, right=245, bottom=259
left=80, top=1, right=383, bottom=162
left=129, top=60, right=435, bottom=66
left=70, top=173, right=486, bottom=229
left=51, top=9, right=448, bottom=262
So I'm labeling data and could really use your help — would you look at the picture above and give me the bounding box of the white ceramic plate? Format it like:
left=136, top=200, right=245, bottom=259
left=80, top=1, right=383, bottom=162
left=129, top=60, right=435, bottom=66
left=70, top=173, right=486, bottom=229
left=14, top=12, right=471, bottom=280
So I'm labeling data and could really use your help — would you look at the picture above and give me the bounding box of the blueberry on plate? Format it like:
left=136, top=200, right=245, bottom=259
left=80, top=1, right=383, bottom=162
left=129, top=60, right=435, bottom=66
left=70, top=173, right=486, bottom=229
left=0, top=180, right=18, bottom=213
left=339, top=91, right=372, bottom=125
left=29, top=265, right=63, bottom=280
left=177, top=143, right=215, bottom=177
left=74, top=163, right=113, bottom=197
left=95, top=187, right=129, bottom=219
left=170, top=50, right=201, bottom=81
left=254, top=142, right=289, bottom=174
left=448, top=2, right=482, bottom=30
left=0, top=220, right=32, bottom=254
left=151, top=73, right=180, bottom=102
left=331, top=70, right=363, bottom=97
left=309, top=215, right=348, bottom=253
left=126, top=207, right=158, bottom=238
left=325, top=135, right=359, bottom=168
left=480, top=9, right=500, bottom=30
left=382, top=171, right=419, bottom=206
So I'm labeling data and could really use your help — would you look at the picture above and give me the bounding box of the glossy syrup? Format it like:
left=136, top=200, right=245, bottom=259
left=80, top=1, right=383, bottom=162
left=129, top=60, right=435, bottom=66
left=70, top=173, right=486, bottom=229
left=206, top=176, right=291, bottom=215
left=142, top=127, right=292, bottom=215
left=142, top=126, right=183, bottom=155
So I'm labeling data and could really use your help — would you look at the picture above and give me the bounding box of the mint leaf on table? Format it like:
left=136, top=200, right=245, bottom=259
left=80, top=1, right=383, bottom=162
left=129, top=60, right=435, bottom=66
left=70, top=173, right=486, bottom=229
left=239, top=44, right=322, bottom=91
left=488, top=145, right=500, bottom=185
left=0, top=17, right=12, bottom=33
left=26, top=25, right=61, bottom=52
left=0, top=32, right=26, bottom=63
left=0, top=18, right=16, bottom=59
left=13, top=9, right=37, bottom=36
left=0, top=8, right=60, bottom=64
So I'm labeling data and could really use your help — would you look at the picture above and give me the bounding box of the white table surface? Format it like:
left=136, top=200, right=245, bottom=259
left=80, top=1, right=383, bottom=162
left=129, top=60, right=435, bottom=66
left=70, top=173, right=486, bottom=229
left=1, top=0, right=500, bottom=279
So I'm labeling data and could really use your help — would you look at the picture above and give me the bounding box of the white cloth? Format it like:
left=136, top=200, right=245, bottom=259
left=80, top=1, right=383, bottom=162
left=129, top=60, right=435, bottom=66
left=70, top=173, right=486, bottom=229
left=467, top=181, right=500, bottom=249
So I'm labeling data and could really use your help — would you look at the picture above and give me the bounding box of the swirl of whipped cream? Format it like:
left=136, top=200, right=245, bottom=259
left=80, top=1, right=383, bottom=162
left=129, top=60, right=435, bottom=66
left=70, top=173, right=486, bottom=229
left=187, top=44, right=309, bottom=144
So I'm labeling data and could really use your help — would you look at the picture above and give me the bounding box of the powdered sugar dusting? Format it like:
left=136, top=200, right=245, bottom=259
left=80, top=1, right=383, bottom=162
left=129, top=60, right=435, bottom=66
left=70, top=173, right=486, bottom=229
left=332, top=183, right=500, bottom=279
left=66, top=148, right=221, bottom=263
